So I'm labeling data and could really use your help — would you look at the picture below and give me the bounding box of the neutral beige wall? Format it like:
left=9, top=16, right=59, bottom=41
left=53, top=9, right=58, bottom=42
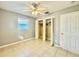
left=0, top=9, right=35, bottom=46
left=37, top=4, right=79, bottom=45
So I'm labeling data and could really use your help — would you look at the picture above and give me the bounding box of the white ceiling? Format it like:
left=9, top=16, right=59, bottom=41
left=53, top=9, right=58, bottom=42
left=0, top=1, right=79, bottom=18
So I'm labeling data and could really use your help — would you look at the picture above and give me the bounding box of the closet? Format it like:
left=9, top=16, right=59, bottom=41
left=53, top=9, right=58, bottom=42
left=46, top=19, right=51, bottom=41
left=38, top=20, right=43, bottom=40
left=35, top=17, right=54, bottom=45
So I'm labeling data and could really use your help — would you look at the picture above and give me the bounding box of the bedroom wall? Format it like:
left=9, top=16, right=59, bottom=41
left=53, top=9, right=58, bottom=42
left=0, top=9, right=35, bottom=46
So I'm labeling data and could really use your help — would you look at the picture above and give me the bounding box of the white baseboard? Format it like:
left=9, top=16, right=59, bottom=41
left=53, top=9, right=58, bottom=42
left=0, top=37, right=35, bottom=48
left=54, top=44, right=79, bottom=55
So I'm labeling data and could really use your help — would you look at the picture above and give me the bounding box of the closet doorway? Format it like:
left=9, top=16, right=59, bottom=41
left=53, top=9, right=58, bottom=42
left=38, top=20, right=43, bottom=40
left=46, top=19, right=51, bottom=41
left=35, top=17, right=54, bottom=46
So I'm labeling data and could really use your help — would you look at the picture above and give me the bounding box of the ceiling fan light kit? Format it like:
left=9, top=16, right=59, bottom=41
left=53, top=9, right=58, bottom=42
left=29, top=2, right=47, bottom=16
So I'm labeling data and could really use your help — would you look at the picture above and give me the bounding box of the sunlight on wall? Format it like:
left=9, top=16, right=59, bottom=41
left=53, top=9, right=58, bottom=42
left=18, top=18, right=29, bottom=30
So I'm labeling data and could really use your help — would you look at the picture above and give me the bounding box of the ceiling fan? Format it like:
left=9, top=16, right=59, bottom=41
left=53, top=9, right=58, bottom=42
left=23, top=1, right=48, bottom=15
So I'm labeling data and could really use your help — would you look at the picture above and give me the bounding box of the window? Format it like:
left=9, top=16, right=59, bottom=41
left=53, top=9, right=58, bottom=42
left=18, top=18, right=29, bottom=30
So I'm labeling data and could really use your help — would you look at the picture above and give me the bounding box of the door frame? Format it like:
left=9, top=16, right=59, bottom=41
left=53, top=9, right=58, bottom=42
left=35, top=17, right=54, bottom=46
left=35, top=19, right=45, bottom=41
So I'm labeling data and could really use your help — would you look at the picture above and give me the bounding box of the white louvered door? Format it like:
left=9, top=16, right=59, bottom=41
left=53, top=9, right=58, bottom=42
left=60, top=11, right=79, bottom=54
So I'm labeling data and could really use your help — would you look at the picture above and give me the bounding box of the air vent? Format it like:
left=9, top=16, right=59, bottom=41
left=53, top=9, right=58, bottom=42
left=44, top=11, right=49, bottom=14
left=71, top=1, right=76, bottom=4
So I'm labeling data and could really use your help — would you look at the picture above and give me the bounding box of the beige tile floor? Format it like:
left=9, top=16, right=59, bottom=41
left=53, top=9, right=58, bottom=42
left=0, top=39, right=79, bottom=57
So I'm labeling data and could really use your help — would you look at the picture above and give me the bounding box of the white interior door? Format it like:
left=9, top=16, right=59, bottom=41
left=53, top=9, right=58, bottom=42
left=60, top=11, right=79, bottom=54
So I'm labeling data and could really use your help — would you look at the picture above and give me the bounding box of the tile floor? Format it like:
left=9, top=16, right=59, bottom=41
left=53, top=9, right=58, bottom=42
left=0, top=39, right=79, bottom=57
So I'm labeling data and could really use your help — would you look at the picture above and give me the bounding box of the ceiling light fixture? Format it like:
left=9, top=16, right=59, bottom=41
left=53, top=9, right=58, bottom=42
left=31, top=2, right=41, bottom=15
left=23, top=1, right=47, bottom=16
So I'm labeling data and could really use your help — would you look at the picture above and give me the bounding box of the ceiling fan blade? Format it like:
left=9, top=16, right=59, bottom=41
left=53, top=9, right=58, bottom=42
left=38, top=7, right=46, bottom=11
left=38, top=3, right=48, bottom=10
left=23, top=2, right=34, bottom=10
left=22, top=10, right=32, bottom=11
